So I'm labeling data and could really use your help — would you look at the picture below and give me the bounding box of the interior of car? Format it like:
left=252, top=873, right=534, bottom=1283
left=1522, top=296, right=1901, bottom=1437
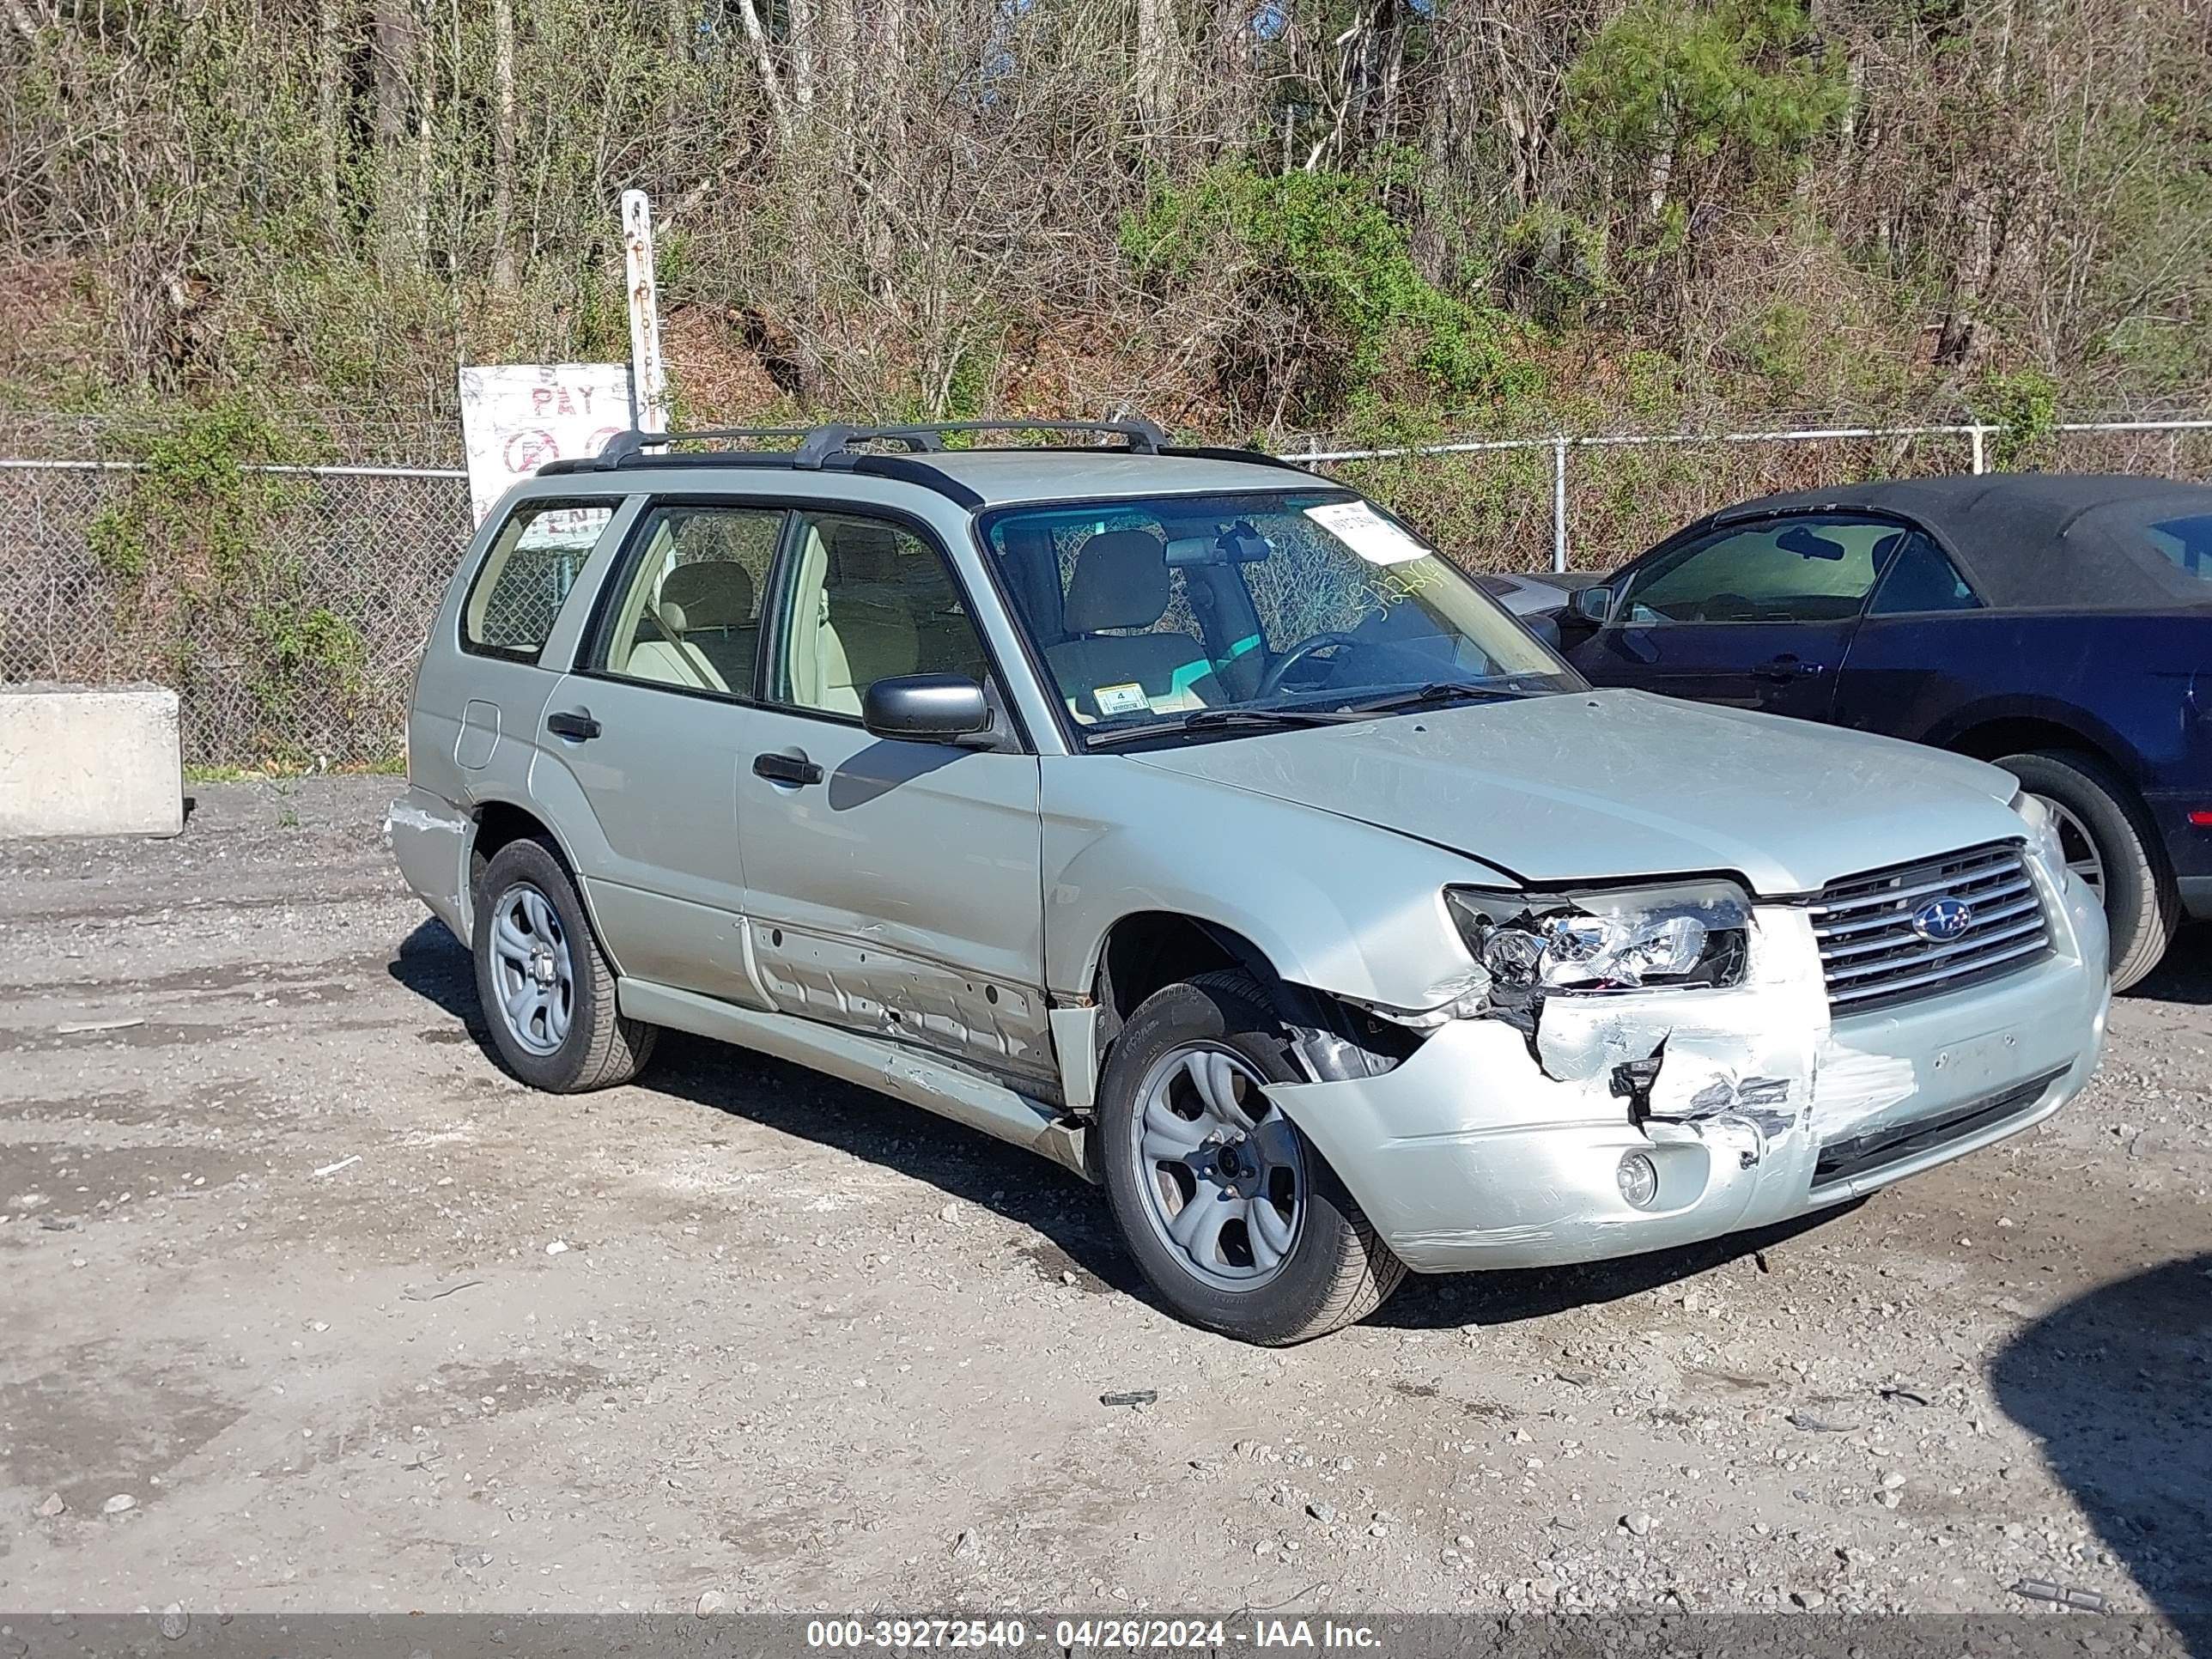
left=1039, top=529, right=1224, bottom=720
left=778, top=515, right=992, bottom=716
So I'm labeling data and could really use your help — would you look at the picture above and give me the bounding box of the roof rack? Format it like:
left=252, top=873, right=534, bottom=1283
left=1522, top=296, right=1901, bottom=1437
left=587, top=416, right=1170, bottom=471
left=590, top=425, right=816, bottom=469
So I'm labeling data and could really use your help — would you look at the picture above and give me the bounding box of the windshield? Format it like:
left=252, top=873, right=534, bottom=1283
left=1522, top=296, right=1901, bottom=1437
left=980, top=489, right=1583, bottom=740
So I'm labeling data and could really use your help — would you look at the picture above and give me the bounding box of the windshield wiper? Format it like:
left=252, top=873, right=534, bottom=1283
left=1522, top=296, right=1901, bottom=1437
left=1180, top=706, right=1370, bottom=731
left=1084, top=704, right=1365, bottom=746
left=1334, top=681, right=1529, bottom=716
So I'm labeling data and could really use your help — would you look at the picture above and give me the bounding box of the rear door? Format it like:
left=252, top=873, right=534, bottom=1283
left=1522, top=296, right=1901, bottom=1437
left=534, top=500, right=787, bottom=1004
left=734, top=507, right=1055, bottom=1085
left=1567, top=514, right=1906, bottom=720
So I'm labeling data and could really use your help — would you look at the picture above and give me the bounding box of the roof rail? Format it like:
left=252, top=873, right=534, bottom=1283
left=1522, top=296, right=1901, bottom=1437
left=592, top=425, right=815, bottom=469
left=582, top=416, right=1170, bottom=472
left=790, top=418, right=1167, bottom=468
left=1158, top=443, right=1315, bottom=476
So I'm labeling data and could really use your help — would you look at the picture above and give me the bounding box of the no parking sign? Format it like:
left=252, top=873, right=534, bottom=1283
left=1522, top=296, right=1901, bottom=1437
left=456, top=362, right=635, bottom=526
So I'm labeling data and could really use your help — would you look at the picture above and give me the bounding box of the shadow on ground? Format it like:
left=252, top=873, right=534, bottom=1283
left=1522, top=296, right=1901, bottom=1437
left=1990, top=1254, right=2212, bottom=1633
left=2126, top=923, right=2212, bottom=1006
left=390, top=915, right=1865, bottom=1332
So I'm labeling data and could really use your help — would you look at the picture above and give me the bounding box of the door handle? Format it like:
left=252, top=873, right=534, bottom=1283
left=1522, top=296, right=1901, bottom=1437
left=545, top=708, right=601, bottom=740
left=1753, top=656, right=1826, bottom=683
left=752, top=750, right=824, bottom=787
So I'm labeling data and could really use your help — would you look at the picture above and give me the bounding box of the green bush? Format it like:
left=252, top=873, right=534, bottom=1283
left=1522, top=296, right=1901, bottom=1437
left=1973, top=368, right=2061, bottom=470
left=85, top=400, right=366, bottom=764
left=1121, top=164, right=1544, bottom=422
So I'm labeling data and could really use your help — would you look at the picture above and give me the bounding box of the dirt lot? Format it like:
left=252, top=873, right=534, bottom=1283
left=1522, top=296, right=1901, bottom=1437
left=2, top=777, right=2208, bottom=1622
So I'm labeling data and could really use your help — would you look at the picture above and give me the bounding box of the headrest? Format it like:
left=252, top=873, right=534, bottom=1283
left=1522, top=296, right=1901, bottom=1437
left=1065, top=530, right=1170, bottom=633
left=831, top=522, right=902, bottom=586
left=660, top=560, right=753, bottom=629
left=655, top=599, right=690, bottom=636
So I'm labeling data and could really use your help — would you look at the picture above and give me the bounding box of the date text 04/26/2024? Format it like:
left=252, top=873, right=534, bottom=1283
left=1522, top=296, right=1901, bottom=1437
left=802, top=1620, right=1382, bottom=1650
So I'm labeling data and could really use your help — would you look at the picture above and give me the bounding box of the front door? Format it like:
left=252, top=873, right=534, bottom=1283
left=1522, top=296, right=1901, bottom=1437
left=535, top=501, right=786, bottom=1004
left=1566, top=514, right=1911, bottom=722
left=738, top=507, right=1054, bottom=1085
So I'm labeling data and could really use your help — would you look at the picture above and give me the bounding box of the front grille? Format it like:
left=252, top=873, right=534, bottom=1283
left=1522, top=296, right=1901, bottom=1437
left=1808, top=841, right=2050, bottom=1017
left=1812, top=1066, right=2065, bottom=1189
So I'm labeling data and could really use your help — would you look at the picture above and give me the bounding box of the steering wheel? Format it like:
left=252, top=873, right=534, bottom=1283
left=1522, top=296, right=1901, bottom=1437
left=1697, top=591, right=1757, bottom=622
left=1257, top=631, right=1364, bottom=697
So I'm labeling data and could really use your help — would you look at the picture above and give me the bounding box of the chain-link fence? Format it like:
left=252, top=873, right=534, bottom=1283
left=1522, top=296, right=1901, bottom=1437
left=3, top=415, right=2209, bottom=768
left=1302, top=419, right=2212, bottom=576
left=0, top=459, right=471, bottom=768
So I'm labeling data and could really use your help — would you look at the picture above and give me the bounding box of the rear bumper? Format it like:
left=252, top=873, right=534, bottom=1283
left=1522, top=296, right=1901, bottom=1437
left=1271, top=862, right=2110, bottom=1275
left=2146, top=787, right=2212, bottom=916
left=2179, top=877, right=2212, bottom=921
left=386, top=786, right=475, bottom=945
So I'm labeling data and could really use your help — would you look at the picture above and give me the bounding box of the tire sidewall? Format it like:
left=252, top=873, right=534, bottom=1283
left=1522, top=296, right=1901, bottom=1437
left=1999, top=750, right=2172, bottom=988
left=1097, top=979, right=1369, bottom=1344
left=473, top=839, right=602, bottom=1091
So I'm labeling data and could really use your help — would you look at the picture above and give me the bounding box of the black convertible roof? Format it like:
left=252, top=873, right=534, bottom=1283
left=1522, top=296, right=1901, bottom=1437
left=1695, top=472, right=2212, bottom=611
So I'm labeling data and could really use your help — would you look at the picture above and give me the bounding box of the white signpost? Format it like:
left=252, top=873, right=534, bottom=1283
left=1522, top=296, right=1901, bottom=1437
left=621, top=189, right=670, bottom=440
left=456, top=362, right=635, bottom=526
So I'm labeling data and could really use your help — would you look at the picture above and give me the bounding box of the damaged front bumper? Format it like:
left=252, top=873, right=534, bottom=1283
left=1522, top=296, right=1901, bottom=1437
left=1271, top=878, right=2109, bottom=1275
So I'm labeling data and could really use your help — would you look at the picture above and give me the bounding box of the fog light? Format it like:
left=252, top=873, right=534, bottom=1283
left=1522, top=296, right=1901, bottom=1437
left=1616, top=1152, right=1660, bottom=1209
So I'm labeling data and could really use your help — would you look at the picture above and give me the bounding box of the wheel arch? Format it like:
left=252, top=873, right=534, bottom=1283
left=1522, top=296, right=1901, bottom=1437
left=1928, top=698, right=2142, bottom=784
left=1077, top=909, right=1417, bottom=1105
left=465, top=796, right=624, bottom=971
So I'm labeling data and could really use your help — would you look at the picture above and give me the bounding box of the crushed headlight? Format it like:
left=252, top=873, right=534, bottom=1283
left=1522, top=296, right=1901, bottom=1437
left=1446, top=881, right=1751, bottom=994
left=2010, top=789, right=2068, bottom=880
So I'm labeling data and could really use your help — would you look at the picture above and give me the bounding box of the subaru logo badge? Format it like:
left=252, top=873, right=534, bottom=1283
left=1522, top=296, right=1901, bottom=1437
left=1911, top=896, right=1973, bottom=942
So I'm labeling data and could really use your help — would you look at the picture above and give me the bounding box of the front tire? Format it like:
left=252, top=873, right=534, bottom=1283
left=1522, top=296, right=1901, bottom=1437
left=472, top=836, right=658, bottom=1091
left=1097, top=971, right=1405, bottom=1344
left=1998, top=748, right=2178, bottom=993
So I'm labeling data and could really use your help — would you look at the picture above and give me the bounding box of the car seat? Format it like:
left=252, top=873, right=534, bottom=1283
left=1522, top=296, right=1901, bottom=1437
left=659, top=560, right=758, bottom=690
left=1042, top=530, right=1222, bottom=719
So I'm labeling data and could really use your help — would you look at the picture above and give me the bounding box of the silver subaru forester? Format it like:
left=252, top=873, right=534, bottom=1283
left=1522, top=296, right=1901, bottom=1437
left=390, top=419, right=2110, bottom=1344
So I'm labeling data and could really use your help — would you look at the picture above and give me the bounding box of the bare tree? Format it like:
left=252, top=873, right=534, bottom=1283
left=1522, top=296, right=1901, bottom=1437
left=371, top=0, right=420, bottom=272
left=491, top=0, right=516, bottom=288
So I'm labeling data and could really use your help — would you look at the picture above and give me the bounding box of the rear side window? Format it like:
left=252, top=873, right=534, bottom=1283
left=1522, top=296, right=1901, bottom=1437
left=1866, top=532, right=1983, bottom=615
left=462, top=500, right=617, bottom=660
left=587, top=504, right=787, bottom=697
left=2145, top=513, right=2212, bottom=583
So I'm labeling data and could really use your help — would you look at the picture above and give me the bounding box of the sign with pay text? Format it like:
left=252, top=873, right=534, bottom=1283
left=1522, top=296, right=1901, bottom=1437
left=457, top=362, right=635, bottom=526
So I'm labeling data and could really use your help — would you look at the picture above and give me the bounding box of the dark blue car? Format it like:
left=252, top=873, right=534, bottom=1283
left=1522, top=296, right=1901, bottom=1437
left=1556, top=473, right=2212, bottom=990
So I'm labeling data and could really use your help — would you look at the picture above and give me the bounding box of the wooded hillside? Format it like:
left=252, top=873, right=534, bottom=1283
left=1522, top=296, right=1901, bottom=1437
left=2, top=0, right=2207, bottom=454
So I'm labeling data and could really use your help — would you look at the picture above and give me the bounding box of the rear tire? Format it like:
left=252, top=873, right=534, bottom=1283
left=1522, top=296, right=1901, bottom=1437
left=1997, top=749, right=2177, bottom=993
left=1097, top=971, right=1405, bottom=1345
left=472, top=836, right=658, bottom=1091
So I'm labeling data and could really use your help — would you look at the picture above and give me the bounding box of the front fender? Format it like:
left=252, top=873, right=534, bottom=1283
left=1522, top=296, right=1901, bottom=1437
left=1039, top=755, right=1506, bottom=1009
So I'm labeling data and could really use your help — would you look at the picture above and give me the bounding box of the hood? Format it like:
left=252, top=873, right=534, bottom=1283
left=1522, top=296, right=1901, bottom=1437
left=1127, top=690, right=2021, bottom=896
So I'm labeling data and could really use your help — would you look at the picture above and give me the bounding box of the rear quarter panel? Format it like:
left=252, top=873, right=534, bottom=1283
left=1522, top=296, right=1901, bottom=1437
left=1834, top=611, right=2206, bottom=793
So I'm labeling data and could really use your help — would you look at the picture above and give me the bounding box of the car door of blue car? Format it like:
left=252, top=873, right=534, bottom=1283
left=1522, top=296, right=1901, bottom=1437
left=1565, top=514, right=1913, bottom=721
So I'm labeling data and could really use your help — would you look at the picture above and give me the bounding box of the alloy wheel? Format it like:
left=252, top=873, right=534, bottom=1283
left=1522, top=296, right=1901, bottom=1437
left=1127, top=1042, right=1305, bottom=1292
left=2034, top=793, right=2108, bottom=899
left=488, top=882, right=574, bottom=1056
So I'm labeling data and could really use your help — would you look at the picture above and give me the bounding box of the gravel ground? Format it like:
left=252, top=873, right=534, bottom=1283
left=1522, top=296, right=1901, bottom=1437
left=1, top=777, right=2207, bottom=1622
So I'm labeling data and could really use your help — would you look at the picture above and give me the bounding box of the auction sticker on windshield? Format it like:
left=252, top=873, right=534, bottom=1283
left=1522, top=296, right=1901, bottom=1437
left=1304, top=500, right=1429, bottom=565
left=1095, top=682, right=1150, bottom=715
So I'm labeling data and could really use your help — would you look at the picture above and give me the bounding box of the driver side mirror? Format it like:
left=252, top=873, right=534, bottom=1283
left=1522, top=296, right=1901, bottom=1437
left=862, top=674, right=992, bottom=743
left=1571, top=584, right=1616, bottom=625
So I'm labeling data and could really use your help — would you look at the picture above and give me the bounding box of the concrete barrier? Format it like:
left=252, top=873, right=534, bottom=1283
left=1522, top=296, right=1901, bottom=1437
left=0, top=684, right=185, bottom=839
